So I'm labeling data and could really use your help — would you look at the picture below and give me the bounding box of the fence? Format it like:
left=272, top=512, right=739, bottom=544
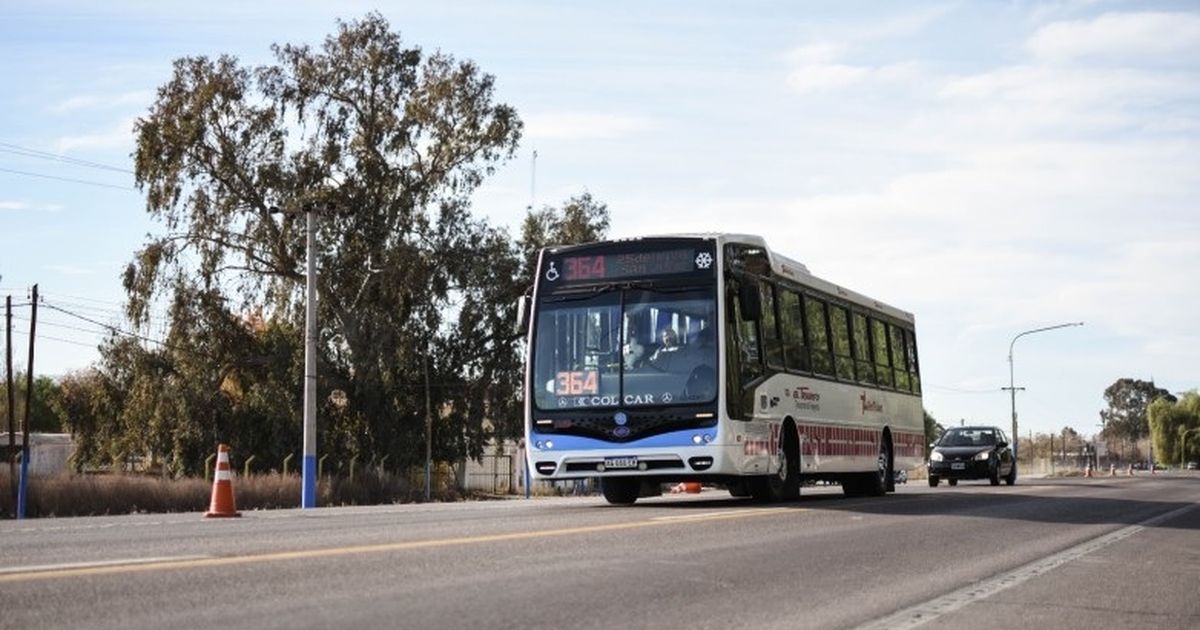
left=463, top=454, right=513, bottom=494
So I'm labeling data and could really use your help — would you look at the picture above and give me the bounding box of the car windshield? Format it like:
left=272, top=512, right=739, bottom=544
left=531, top=287, right=717, bottom=410
left=938, top=429, right=997, bottom=447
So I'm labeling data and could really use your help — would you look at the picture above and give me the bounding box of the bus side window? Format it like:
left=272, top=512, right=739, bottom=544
left=829, top=306, right=855, bottom=382
left=779, top=288, right=809, bottom=372
left=906, top=329, right=921, bottom=393
left=759, top=281, right=784, bottom=369
left=871, top=318, right=894, bottom=388
left=804, top=295, right=833, bottom=377
left=890, top=323, right=911, bottom=392
left=852, top=312, right=875, bottom=385
left=729, top=280, right=763, bottom=383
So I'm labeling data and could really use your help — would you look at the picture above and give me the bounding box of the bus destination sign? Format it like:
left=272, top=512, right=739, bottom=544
left=556, top=248, right=703, bottom=283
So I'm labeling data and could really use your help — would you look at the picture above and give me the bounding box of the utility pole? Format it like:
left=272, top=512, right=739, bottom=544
left=273, top=202, right=322, bottom=509
left=302, top=208, right=318, bottom=509
left=18, top=285, right=37, bottom=519
left=5, top=295, right=15, bottom=515
left=424, top=353, right=433, bottom=501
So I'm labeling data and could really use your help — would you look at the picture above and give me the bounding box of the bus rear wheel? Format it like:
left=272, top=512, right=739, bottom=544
left=601, top=477, right=641, bottom=505
left=844, top=436, right=891, bottom=497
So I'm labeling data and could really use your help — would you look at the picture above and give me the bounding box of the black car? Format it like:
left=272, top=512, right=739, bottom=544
left=928, top=426, right=1016, bottom=487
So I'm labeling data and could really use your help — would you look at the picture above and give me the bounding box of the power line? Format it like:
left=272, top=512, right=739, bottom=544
left=8, top=327, right=99, bottom=350
left=0, top=167, right=134, bottom=191
left=38, top=291, right=127, bottom=307
left=39, top=302, right=172, bottom=350
left=11, top=314, right=112, bottom=337
left=35, top=333, right=99, bottom=349
left=0, top=142, right=134, bottom=174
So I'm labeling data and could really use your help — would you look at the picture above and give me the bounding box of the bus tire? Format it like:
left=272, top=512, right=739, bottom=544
left=751, top=422, right=800, bottom=502
left=726, top=480, right=751, bottom=498
left=844, top=435, right=890, bottom=497
left=601, top=477, right=641, bottom=505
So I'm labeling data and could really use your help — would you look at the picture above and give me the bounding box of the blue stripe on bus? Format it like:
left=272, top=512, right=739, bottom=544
left=530, top=428, right=714, bottom=451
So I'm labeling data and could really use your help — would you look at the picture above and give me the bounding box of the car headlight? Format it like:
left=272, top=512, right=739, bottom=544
left=930, top=451, right=944, bottom=462
left=974, top=451, right=990, bottom=461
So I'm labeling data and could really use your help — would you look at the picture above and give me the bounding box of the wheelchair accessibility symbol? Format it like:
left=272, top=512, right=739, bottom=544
left=545, top=262, right=560, bottom=282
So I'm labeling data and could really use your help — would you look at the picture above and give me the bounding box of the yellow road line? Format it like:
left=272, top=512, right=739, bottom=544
left=0, top=507, right=799, bottom=583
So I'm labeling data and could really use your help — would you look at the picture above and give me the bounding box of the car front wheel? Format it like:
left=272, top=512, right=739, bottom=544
left=928, top=475, right=940, bottom=488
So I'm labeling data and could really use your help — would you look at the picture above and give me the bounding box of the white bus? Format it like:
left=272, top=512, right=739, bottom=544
left=518, top=234, right=924, bottom=504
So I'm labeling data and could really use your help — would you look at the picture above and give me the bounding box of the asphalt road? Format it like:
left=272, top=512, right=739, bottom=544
left=1, top=474, right=1197, bottom=630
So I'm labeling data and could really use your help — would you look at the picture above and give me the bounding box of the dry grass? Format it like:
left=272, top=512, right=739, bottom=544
left=0, top=470, right=473, bottom=518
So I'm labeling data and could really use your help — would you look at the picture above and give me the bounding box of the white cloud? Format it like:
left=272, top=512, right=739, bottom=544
left=523, top=112, right=653, bottom=141
left=55, top=116, right=138, bottom=152
left=786, top=42, right=846, bottom=66
left=54, top=90, right=154, bottom=113
left=0, top=201, right=63, bottom=212
left=1028, top=11, right=1200, bottom=63
left=787, top=63, right=871, bottom=93
left=786, top=59, right=923, bottom=94
left=856, top=3, right=957, bottom=41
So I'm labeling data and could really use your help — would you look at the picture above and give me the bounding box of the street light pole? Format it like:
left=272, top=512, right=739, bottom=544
left=302, top=206, right=318, bottom=509
left=1004, top=322, right=1083, bottom=463
left=271, top=203, right=321, bottom=509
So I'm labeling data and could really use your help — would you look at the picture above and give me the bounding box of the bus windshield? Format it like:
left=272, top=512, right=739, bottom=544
left=532, top=287, right=717, bottom=411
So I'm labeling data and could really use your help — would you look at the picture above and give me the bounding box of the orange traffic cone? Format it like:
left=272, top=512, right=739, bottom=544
left=205, top=444, right=241, bottom=518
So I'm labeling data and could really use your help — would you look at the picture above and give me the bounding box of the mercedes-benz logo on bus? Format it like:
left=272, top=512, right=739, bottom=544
left=613, top=412, right=628, bottom=426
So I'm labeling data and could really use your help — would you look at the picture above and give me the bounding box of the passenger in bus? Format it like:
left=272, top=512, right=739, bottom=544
left=623, top=326, right=646, bottom=369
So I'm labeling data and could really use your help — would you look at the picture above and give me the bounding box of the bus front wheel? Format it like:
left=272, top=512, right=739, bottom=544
left=750, top=424, right=801, bottom=502
left=601, top=477, right=641, bottom=505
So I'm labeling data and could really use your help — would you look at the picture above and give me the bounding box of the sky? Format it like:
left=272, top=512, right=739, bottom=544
left=1, top=1, right=1197, bottom=438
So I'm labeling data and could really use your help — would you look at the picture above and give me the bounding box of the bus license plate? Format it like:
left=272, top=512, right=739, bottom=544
left=604, top=457, right=638, bottom=470
left=951, top=463, right=966, bottom=470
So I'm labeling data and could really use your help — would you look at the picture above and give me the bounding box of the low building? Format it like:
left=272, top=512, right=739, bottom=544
left=0, top=433, right=77, bottom=477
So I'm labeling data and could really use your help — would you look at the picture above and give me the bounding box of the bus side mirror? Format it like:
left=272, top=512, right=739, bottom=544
left=738, top=283, right=762, bottom=321
left=514, top=294, right=530, bottom=335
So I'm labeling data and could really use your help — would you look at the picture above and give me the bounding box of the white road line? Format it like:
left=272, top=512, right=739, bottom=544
left=856, top=502, right=1199, bottom=630
left=0, top=555, right=214, bottom=576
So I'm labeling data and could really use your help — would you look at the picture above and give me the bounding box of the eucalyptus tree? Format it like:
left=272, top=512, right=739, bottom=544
left=122, top=13, right=523, bottom=470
